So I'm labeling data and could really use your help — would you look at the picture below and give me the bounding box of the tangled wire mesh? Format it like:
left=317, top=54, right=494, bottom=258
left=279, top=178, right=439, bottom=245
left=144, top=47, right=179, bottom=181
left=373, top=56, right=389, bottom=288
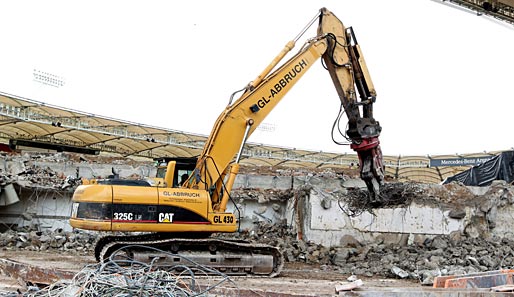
left=337, top=183, right=420, bottom=217
left=19, top=245, right=238, bottom=297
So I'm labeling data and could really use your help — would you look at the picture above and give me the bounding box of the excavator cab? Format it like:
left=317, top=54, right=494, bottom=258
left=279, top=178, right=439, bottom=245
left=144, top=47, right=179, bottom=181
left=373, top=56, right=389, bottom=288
left=151, top=157, right=197, bottom=187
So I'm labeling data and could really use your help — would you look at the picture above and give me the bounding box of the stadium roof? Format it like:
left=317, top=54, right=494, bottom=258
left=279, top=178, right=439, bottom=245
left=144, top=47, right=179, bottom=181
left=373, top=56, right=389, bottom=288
left=436, top=0, right=514, bottom=26
left=1, top=1, right=512, bottom=183
left=0, top=91, right=363, bottom=169
left=1, top=91, right=506, bottom=184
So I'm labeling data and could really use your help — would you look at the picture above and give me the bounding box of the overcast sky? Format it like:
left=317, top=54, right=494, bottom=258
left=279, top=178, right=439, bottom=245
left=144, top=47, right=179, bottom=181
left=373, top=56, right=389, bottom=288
left=1, top=0, right=513, bottom=156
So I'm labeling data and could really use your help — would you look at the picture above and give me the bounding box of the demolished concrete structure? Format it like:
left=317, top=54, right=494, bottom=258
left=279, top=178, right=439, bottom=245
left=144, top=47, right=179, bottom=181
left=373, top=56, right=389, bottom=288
left=1, top=151, right=514, bottom=286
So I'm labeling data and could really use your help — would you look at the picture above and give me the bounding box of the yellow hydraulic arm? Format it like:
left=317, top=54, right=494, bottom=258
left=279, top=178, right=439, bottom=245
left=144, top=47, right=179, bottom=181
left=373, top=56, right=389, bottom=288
left=185, top=7, right=384, bottom=210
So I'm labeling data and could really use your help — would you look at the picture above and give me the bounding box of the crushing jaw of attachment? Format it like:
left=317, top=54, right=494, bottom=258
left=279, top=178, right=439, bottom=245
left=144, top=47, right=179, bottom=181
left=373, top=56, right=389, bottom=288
left=351, top=137, right=385, bottom=204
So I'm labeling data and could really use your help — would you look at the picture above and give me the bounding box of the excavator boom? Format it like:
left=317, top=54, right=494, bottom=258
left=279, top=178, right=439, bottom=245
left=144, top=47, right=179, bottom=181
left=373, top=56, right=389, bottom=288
left=188, top=7, right=384, bottom=205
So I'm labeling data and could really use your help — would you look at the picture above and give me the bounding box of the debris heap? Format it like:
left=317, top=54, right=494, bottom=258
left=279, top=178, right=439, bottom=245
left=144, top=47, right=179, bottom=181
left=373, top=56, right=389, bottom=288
left=2, top=151, right=514, bottom=286
left=1, top=201, right=514, bottom=285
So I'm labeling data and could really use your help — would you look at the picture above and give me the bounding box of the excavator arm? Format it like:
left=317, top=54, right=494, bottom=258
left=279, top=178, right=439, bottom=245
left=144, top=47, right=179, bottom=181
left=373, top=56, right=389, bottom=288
left=187, top=7, right=384, bottom=206
left=318, top=8, right=385, bottom=202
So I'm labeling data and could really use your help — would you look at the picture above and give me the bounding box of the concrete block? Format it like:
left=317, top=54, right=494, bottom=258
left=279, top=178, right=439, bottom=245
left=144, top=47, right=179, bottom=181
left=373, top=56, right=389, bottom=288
left=342, top=179, right=366, bottom=189
left=445, top=272, right=514, bottom=289
left=309, top=193, right=346, bottom=231
left=491, top=205, right=514, bottom=238
left=350, top=203, right=463, bottom=235
left=467, top=186, right=490, bottom=196
left=434, top=270, right=514, bottom=288
left=234, top=175, right=292, bottom=190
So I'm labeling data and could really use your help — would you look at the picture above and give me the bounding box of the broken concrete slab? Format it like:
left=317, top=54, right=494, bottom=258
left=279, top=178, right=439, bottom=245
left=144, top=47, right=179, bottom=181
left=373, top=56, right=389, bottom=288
left=434, top=269, right=514, bottom=289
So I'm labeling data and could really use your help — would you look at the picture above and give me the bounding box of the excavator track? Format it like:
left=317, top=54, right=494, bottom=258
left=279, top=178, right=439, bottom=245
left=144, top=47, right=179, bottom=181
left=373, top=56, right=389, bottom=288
left=95, top=233, right=284, bottom=277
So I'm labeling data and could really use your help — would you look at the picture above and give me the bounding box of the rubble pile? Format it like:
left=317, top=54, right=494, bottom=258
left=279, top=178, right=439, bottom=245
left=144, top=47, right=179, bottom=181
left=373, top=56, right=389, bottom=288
left=0, top=209, right=513, bottom=285
left=1, top=153, right=76, bottom=189
left=226, top=180, right=514, bottom=284
left=230, top=220, right=333, bottom=264
left=331, top=233, right=514, bottom=285
left=239, top=165, right=353, bottom=178
left=0, top=227, right=96, bottom=255
left=0, top=152, right=153, bottom=190
left=232, top=188, right=295, bottom=203
left=227, top=220, right=514, bottom=285
left=340, top=179, right=514, bottom=218
left=2, top=151, right=514, bottom=286
left=13, top=165, right=68, bottom=189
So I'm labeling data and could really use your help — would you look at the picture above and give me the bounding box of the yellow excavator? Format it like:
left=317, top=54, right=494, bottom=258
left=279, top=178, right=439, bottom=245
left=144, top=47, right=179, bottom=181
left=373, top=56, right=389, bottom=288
left=70, top=7, right=384, bottom=277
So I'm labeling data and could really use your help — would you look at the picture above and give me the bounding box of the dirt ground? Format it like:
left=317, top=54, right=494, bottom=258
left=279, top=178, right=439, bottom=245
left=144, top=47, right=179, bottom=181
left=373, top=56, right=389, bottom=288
left=0, top=249, right=423, bottom=296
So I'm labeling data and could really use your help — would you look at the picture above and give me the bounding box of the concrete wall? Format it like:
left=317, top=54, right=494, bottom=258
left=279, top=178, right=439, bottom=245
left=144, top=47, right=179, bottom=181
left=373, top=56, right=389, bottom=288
left=32, top=161, right=156, bottom=180
left=0, top=186, right=73, bottom=232
left=2, top=157, right=512, bottom=248
left=231, top=175, right=514, bottom=247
